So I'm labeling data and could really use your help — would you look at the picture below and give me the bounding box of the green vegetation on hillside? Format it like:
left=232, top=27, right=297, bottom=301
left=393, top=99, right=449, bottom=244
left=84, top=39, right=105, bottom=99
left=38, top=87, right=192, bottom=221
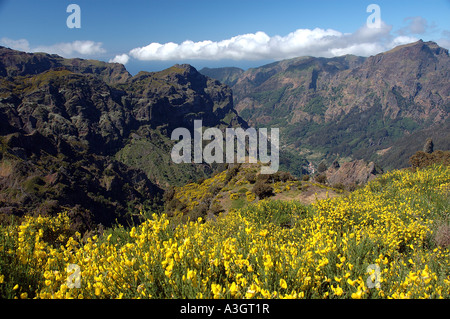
left=0, top=164, right=448, bottom=299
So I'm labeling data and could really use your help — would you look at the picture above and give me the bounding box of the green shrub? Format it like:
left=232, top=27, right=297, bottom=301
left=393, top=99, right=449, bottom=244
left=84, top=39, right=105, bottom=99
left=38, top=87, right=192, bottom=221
left=245, top=172, right=256, bottom=184
left=225, top=164, right=240, bottom=183
left=256, top=174, right=271, bottom=184
left=409, top=150, right=450, bottom=169
left=317, top=161, right=328, bottom=173
left=252, top=182, right=274, bottom=199
left=315, top=174, right=327, bottom=184
left=332, top=183, right=345, bottom=191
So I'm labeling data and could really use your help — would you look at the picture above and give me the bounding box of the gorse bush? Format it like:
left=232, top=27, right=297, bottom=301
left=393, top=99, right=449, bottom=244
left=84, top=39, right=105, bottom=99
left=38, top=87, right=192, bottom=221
left=252, top=182, right=274, bottom=199
left=315, top=174, right=327, bottom=184
left=317, top=161, right=328, bottom=173
left=409, top=150, right=450, bottom=169
left=245, top=172, right=256, bottom=184
left=0, top=165, right=449, bottom=299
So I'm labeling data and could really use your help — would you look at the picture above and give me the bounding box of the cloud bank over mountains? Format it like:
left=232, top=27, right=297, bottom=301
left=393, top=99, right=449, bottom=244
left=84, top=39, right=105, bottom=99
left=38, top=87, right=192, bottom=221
left=1, top=15, right=448, bottom=66
left=0, top=38, right=106, bottom=57
left=113, top=21, right=420, bottom=64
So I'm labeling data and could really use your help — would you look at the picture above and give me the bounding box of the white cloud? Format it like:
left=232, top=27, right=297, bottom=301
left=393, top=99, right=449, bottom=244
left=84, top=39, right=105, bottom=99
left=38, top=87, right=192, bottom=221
left=0, top=37, right=31, bottom=52
left=389, top=35, right=420, bottom=48
left=126, top=21, right=418, bottom=62
left=404, top=16, right=429, bottom=34
left=109, top=53, right=130, bottom=65
left=437, top=38, right=450, bottom=49
left=33, top=40, right=106, bottom=57
left=437, top=30, right=450, bottom=50
left=0, top=38, right=105, bottom=57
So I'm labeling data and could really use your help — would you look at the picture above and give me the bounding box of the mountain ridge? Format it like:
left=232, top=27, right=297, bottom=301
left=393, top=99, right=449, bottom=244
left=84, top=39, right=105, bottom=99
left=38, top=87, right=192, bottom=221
left=200, top=40, right=450, bottom=170
left=0, top=47, right=246, bottom=230
left=0, top=46, right=132, bottom=84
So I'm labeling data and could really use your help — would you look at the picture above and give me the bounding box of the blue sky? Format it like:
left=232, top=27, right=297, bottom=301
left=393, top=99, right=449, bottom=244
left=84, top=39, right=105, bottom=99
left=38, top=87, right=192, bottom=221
left=1, top=0, right=449, bottom=74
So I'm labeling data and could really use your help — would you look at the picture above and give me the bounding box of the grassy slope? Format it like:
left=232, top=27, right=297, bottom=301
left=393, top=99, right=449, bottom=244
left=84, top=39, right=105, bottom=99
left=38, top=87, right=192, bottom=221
left=1, top=164, right=449, bottom=299
left=0, top=166, right=450, bottom=298
left=165, top=162, right=343, bottom=224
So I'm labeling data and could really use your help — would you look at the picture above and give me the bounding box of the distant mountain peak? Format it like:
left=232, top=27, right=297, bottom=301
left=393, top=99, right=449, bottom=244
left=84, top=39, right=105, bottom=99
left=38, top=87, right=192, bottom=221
left=382, top=39, right=448, bottom=57
left=0, top=46, right=131, bottom=84
left=227, top=40, right=449, bottom=169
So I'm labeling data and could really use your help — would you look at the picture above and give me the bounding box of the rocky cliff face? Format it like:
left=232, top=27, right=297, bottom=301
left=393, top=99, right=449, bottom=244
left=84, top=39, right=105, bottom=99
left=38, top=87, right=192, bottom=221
left=0, top=47, right=245, bottom=230
left=232, top=40, right=449, bottom=125
left=0, top=47, right=244, bottom=157
left=122, top=64, right=245, bottom=133
left=199, top=67, right=245, bottom=87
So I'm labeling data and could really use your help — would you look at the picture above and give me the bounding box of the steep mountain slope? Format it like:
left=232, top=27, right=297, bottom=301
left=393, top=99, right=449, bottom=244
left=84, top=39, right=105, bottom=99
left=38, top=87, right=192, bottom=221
left=199, top=67, right=244, bottom=87
left=114, top=64, right=246, bottom=187
left=0, top=46, right=246, bottom=230
left=205, top=40, right=450, bottom=170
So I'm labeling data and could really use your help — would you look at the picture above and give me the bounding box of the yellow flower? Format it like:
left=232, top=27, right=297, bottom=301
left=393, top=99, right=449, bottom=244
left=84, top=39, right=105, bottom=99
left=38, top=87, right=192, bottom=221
left=333, top=285, right=344, bottom=296
left=280, top=278, right=287, bottom=289
left=13, top=284, right=19, bottom=290
left=351, top=290, right=363, bottom=299
left=259, top=229, right=268, bottom=237
left=230, top=193, right=240, bottom=200
left=229, top=282, right=238, bottom=296
left=186, top=269, right=195, bottom=281
left=245, top=288, right=256, bottom=299
left=211, top=283, right=222, bottom=298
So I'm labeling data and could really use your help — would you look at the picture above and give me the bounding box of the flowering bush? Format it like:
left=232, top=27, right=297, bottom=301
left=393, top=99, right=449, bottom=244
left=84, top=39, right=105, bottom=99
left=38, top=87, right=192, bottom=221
left=230, top=193, right=240, bottom=200
left=0, top=165, right=449, bottom=299
left=246, top=191, right=256, bottom=202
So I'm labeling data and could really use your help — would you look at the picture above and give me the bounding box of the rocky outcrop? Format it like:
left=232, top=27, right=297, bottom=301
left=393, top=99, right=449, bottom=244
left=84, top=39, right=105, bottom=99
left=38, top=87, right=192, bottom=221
left=123, top=64, right=246, bottom=132
left=326, top=160, right=383, bottom=186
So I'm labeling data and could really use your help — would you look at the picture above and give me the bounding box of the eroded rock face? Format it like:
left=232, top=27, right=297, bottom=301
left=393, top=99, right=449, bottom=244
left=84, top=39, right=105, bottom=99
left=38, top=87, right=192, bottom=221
left=231, top=40, right=449, bottom=125
left=0, top=47, right=246, bottom=230
left=0, top=50, right=244, bottom=156
left=326, top=159, right=383, bottom=186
